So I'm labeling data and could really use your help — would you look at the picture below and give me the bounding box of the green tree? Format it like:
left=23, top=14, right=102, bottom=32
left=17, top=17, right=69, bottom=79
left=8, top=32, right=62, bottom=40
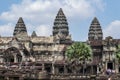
left=66, top=42, right=92, bottom=74
left=116, top=45, right=120, bottom=63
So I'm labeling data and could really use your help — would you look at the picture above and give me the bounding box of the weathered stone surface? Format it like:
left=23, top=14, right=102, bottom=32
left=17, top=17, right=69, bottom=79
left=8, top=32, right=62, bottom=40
left=0, top=8, right=119, bottom=80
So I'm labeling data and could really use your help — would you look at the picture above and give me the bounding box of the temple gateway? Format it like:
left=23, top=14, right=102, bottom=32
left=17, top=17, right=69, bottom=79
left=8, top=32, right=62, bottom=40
left=0, top=8, right=120, bottom=80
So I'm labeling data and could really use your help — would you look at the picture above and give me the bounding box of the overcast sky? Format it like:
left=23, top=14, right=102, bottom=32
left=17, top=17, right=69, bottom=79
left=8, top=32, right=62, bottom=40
left=0, top=0, right=120, bottom=41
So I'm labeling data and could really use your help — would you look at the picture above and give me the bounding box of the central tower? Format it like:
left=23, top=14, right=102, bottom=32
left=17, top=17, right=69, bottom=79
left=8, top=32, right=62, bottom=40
left=52, top=8, right=71, bottom=44
left=88, top=17, right=103, bottom=41
left=88, top=17, right=103, bottom=73
left=53, top=8, right=69, bottom=37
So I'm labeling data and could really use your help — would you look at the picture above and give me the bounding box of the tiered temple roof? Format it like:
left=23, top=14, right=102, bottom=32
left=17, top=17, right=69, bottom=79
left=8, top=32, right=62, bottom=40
left=88, top=17, right=103, bottom=41
left=53, top=8, right=69, bottom=37
left=31, top=31, right=37, bottom=37
left=13, top=17, right=28, bottom=36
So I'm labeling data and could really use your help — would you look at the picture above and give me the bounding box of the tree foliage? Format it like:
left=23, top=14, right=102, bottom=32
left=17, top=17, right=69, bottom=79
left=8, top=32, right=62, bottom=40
left=116, top=45, right=120, bottom=62
left=66, top=42, right=92, bottom=61
left=65, top=42, right=92, bottom=73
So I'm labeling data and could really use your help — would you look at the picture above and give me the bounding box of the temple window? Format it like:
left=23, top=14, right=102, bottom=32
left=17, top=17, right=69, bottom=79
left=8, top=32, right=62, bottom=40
left=45, top=64, right=52, bottom=73
left=58, top=66, right=64, bottom=73
left=67, top=68, right=72, bottom=73
left=10, top=58, right=14, bottom=62
left=17, top=56, right=22, bottom=62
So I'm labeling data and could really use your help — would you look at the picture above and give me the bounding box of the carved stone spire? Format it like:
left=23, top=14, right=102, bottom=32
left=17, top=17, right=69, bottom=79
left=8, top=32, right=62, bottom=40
left=88, top=17, right=103, bottom=41
left=31, top=31, right=37, bottom=37
left=13, top=17, right=28, bottom=36
left=53, top=8, right=69, bottom=37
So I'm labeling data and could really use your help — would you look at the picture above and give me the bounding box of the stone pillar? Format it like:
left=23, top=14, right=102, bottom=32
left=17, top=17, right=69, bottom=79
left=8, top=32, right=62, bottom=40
left=14, top=55, right=17, bottom=63
left=103, top=62, right=106, bottom=75
left=105, top=62, right=107, bottom=70
left=91, top=66, right=93, bottom=74
left=115, top=65, right=118, bottom=73
left=64, top=65, right=67, bottom=74
left=42, top=63, right=44, bottom=71
left=115, top=61, right=119, bottom=73
left=52, top=63, right=55, bottom=74
left=97, top=65, right=99, bottom=74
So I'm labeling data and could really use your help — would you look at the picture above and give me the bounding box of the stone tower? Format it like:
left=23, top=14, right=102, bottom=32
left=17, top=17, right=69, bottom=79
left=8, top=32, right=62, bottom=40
left=13, top=17, right=28, bottom=36
left=31, top=31, right=37, bottom=37
left=53, top=8, right=69, bottom=37
left=88, top=17, right=103, bottom=74
left=88, top=17, right=103, bottom=41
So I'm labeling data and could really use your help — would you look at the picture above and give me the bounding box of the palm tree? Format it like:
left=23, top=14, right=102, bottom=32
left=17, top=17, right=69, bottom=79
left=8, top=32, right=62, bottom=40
left=66, top=42, right=92, bottom=74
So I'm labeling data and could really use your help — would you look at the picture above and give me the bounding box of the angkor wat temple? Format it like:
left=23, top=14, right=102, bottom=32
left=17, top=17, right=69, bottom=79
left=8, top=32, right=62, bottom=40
left=0, top=8, right=120, bottom=80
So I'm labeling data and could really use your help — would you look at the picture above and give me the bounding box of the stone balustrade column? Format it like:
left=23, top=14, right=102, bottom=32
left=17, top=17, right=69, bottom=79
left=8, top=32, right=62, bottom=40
left=42, top=63, right=45, bottom=71
left=14, top=54, right=17, bottom=63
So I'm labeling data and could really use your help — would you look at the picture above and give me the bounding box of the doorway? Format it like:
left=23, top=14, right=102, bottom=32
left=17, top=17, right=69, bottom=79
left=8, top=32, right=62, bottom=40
left=45, top=64, right=52, bottom=73
left=107, top=62, right=113, bottom=69
left=10, top=58, right=14, bottom=62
